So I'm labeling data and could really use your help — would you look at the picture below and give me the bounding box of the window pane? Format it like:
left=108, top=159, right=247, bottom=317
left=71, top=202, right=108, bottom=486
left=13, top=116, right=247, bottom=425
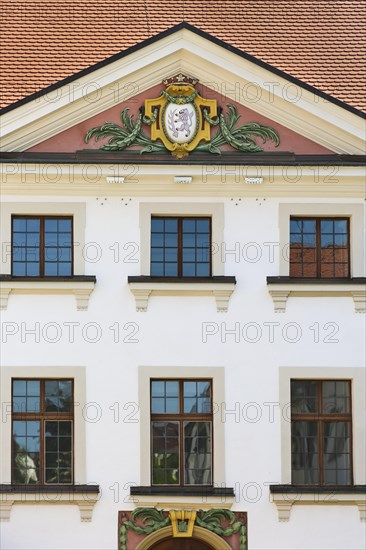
left=58, top=263, right=72, bottom=276
left=13, top=219, right=26, bottom=231
left=26, top=219, right=40, bottom=231
left=184, top=422, right=212, bottom=485
left=291, top=381, right=318, bottom=413
left=12, top=421, right=40, bottom=484
left=321, top=220, right=333, bottom=233
left=334, top=220, right=347, bottom=233
left=151, top=381, right=165, bottom=397
left=151, top=218, right=164, bottom=232
left=13, top=380, right=27, bottom=396
left=12, top=381, right=40, bottom=412
left=164, top=219, right=177, bottom=232
left=45, top=421, right=73, bottom=484
left=45, top=380, right=72, bottom=412
left=291, top=421, right=319, bottom=484
left=44, top=219, right=57, bottom=231
left=164, top=263, right=178, bottom=276
left=152, top=422, right=179, bottom=485
left=182, top=219, right=196, bottom=232
left=323, top=422, right=351, bottom=485
left=196, top=263, right=210, bottom=276
left=151, top=381, right=179, bottom=413
left=322, top=381, right=350, bottom=413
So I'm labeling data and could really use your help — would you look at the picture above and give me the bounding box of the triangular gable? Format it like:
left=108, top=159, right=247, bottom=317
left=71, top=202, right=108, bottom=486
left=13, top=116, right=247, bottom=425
left=27, top=82, right=332, bottom=155
left=1, top=25, right=365, bottom=155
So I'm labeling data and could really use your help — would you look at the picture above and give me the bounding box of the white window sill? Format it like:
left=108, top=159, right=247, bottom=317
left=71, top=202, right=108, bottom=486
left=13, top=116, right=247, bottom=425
left=128, top=276, right=236, bottom=312
left=267, top=277, right=366, bottom=313
left=0, top=276, right=96, bottom=311
left=270, top=488, right=366, bottom=522
left=0, top=485, right=100, bottom=522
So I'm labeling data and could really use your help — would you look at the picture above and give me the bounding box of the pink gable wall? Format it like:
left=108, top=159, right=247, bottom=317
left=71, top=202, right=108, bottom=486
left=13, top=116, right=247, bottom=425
left=27, top=83, right=332, bottom=154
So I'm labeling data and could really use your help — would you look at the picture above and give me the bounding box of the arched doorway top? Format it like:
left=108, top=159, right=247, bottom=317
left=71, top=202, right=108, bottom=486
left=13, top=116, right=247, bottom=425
left=135, top=526, right=232, bottom=550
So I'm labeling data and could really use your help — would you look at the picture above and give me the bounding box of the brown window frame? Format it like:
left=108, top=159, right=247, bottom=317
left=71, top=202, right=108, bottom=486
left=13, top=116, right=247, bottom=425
left=11, top=215, right=74, bottom=277
left=291, top=379, right=353, bottom=486
left=150, top=378, right=213, bottom=487
left=289, top=217, right=350, bottom=278
left=150, top=216, right=212, bottom=278
left=11, top=378, right=74, bottom=485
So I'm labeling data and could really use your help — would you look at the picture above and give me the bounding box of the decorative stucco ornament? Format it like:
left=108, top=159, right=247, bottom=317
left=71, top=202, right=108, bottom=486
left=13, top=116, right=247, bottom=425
left=85, top=74, right=280, bottom=158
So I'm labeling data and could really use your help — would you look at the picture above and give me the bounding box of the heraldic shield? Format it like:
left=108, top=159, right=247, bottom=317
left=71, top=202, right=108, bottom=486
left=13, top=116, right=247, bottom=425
left=144, top=74, right=217, bottom=159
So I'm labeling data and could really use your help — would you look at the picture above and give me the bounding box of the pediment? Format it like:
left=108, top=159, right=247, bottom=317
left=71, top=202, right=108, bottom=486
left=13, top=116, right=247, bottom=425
left=1, top=26, right=365, bottom=155
left=26, top=80, right=332, bottom=156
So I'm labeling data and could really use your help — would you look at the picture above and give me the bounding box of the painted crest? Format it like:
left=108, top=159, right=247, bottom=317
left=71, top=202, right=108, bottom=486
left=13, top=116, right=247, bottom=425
left=144, top=74, right=217, bottom=158
left=85, top=74, right=280, bottom=158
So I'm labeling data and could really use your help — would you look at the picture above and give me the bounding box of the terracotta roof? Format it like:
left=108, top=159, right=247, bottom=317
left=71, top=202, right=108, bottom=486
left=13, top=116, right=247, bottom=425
left=1, top=0, right=366, bottom=113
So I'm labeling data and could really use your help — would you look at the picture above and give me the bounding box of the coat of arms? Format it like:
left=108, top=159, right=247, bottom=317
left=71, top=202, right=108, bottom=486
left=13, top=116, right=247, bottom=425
left=85, top=74, right=279, bottom=159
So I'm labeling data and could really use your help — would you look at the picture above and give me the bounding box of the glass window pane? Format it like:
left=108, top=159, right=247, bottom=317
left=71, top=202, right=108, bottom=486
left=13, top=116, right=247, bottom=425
left=13, top=219, right=27, bottom=231
left=182, top=263, right=195, bottom=277
left=26, top=397, right=40, bottom=412
left=164, top=248, right=177, bottom=262
left=184, top=397, right=197, bottom=413
left=13, top=381, right=26, bottom=396
left=166, top=398, right=179, bottom=413
left=184, top=422, right=212, bottom=485
left=323, top=421, right=351, bottom=485
left=26, top=233, right=40, bottom=246
left=58, top=263, right=72, bottom=276
left=57, top=219, right=72, bottom=232
left=291, top=381, right=318, bottom=413
left=151, top=398, right=165, bottom=413
left=44, top=263, right=58, bottom=276
left=303, top=220, right=316, bottom=233
left=26, top=219, right=40, bottom=231
left=291, top=421, right=319, bottom=484
left=334, top=220, right=347, bottom=233
left=290, top=219, right=302, bottom=234
left=151, top=218, right=164, bottom=232
left=27, top=381, right=40, bottom=396
left=182, top=233, right=195, bottom=247
left=323, top=381, right=350, bottom=413
left=164, top=219, right=177, bottom=232
left=152, top=422, right=179, bottom=485
left=184, top=382, right=197, bottom=397
left=151, top=381, right=165, bottom=397
left=196, top=219, right=210, bottom=233
left=44, top=219, right=58, bottom=231
left=165, top=382, right=178, bottom=397
left=182, top=219, right=196, bottom=232
left=196, top=263, right=210, bottom=276
left=26, top=263, right=39, bottom=276
left=164, top=263, right=178, bottom=276
left=151, top=263, right=164, bottom=276
left=151, top=248, right=164, bottom=262
left=12, top=262, right=26, bottom=275
left=321, top=220, right=334, bottom=233
left=151, top=234, right=164, bottom=247
left=164, top=233, right=177, bottom=247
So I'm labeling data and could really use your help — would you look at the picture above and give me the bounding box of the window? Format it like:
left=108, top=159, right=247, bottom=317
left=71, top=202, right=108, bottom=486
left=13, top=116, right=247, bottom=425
left=151, top=379, right=212, bottom=486
left=290, top=217, right=350, bottom=278
left=12, top=216, right=73, bottom=277
left=151, top=217, right=211, bottom=277
left=291, top=380, right=352, bottom=485
left=12, top=379, right=73, bottom=484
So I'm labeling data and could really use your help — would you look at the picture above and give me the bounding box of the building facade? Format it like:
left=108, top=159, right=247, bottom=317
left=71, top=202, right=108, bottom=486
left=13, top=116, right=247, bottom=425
left=1, top=20, right=365, bottom=550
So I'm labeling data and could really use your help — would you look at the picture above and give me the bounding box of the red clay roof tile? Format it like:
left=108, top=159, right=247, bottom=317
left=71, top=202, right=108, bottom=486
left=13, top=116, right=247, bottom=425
left=1, top=0, right=365, bottom=112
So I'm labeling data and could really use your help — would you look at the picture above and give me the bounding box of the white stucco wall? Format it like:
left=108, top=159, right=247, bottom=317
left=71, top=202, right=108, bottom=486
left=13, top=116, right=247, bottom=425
left=1, top=192, right=365, bottom=550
